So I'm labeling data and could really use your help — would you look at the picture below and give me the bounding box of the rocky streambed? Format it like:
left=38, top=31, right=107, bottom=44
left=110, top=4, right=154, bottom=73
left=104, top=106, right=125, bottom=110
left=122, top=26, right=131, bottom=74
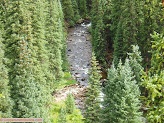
left=67, top=22, right=92, bottom=86
left=54, top=22, right=92, bottom=111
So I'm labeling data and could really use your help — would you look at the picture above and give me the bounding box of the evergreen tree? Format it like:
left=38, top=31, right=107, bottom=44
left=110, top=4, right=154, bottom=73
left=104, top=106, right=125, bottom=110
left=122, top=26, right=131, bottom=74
left=46, top=0, right=64, bottom=80
left=84, top=53, right=101, bottom=123
left=65, top=94, right=75, bottom=114
left=92, top=0, right=106, bottom=63
left=71, top=0, right=81, bottom=22
left=91, top=0, right=99, bottom=32
left=86, top=0, right=92, bottom=15
left=0, top=21, right=12, bottom=118
left=58, top=107, right=67, bottom=123
left=3, top=1, right=50, bottom=121
left=140, top=0, right=164, bottom=65
left=127, top=45, right=143, bottom=84
left=103, top=59, right=142, bottom=123
left=102, top=0, right=112, bottom=50
left=29, top=0, right=52, bottom=121
left=111, top=0, right=141, bottom=64
left=150, top=32, right=164, bottom=73
left=142, top=32, right=164, bottom=123
left=78, top=0, right=87, bottom=18
left=61, top=0, right=75, bottom=26
left=57, top=0, right=67, bottom=72
left=110, top=0, right=123, bottom=40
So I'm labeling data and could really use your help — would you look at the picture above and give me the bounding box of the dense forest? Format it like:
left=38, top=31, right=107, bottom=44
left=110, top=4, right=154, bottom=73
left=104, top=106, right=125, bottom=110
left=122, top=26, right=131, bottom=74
left=0, top=0, right=164, bottom=123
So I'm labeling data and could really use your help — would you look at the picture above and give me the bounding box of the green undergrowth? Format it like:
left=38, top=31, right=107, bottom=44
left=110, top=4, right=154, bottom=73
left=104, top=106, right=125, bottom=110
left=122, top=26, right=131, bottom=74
left=55, top=72, right=77, bottom=90
left=50, top=99, right=84, bottom=123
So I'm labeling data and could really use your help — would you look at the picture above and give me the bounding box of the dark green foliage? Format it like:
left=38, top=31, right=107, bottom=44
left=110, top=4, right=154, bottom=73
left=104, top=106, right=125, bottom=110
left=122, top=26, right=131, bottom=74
left=29, top=1, right=52, bottom=121
left=71, top=0, right=81, bottom=22
left=140, top=0, right=164, bottom=65
left=127, top=45, right=143, bottom=84
left=46, top=0, right=64, bottom=81
left=3, top=1, right=51, bottom=121
left=112, top=0, right=142, bottom=65
left=103, top=59, right=142, bottom=123
left=84, top=53, right=101, bottom=123
left=91, top=0, right=106, bottom=63
left=86, top=0, right=92, bottom=15
left=1, top=0, right=65, bottom=121
left=110, top=0, right=123, bottom=40
left=91, top=0, right=99, bottom=32
left=58, top=107, right=67, bottom=123
left=150, top=32, right=164, bottom=74
left=61, top=0, right=75, bottom=26
left=93, top=1, right=105, bottom=62
left=65, top=94, right=75, bottom=114
left=0, top=21, right=12, bottom=118
left=78, top=0, right=87, bottom=18
left=142, top=32, right=164, bottom=123
left=3, top=1, right=41, bottom=118
left=102, top=0, right=112, bottom=49
left=57, top=0, right=68, bottom=72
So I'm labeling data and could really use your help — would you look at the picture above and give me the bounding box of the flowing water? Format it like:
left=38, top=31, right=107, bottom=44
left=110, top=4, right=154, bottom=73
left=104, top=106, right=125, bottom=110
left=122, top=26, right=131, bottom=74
left=67, top=22, right=92, bottom=86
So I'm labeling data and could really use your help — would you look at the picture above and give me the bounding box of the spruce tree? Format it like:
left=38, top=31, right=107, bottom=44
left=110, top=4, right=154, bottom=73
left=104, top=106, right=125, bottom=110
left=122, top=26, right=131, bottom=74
left=84, top=53, right=101, bottom=123
left=111, top=0, right=142, bottom=65
left=142, top=32, right=164, bottom=123
left=92, top=0, right=106, bottom=63
left=0, top=21, right=12, bottom=118
left=91, top=0, right=99, bottom=32
left=61, top=0, right=75, bottom=26
left=86, top=0, right=92, bottom=15
left=140, top=0, right=164, bottom=65
left=78, top=0, right=87, bottom=18
left=4, top=2, right=42, bottom=117
left=46, top=0, right=64, bottom=81
left=103, top=59, right=142, bottom=123
left=3, top=1, right=50, bottom=121
left=110, top=0, right=124, bottom=42
left=127, top=45, right=143, bottom=84
left=65, top=94, right=75, bottom=114
left=29, top=0, right=52, bottom=121
left=58, top=107, right=67, bottom=123
left=57, top=0, right=67, bottom=72
left=71, top=0, right=81, bottom=22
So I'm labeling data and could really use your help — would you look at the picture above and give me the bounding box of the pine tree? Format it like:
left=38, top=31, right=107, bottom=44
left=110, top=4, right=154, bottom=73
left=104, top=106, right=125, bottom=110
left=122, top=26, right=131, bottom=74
left=57, top=0, right=67, bottom=72
left=103, top=0, right=112, bottom=50
left=92, top=0, right=106, bottom=63
left=86, top=0, right=92, bottom=15
left=0, top=21, right=12, bottom=118
left=127, top=45, right=143, bottom=84
left=71, top=0, right=81, bottom=22
left=111, top=0, right=142, bottom=65
left=103, top=59, right=142, bottom=123
left=58, top=107, right=67, bottom=123
left=78, top=0, right=87, bottom=18
left=61, top=0, right=75, bottom=26
left=29, top=1, right=52, bottom=121
left=91, top=0, right=99, bottom=32
left=84, top=53, right=101, bottom=123
left=140, top=0, right=164, bottom=65
left=65, top=94, right=75, bottom=114
left=46, top=0, right=64, bottom=81
left=4, top=1, right=43, bottom=117
left=142, top=32, right=164, bottom=123
left=110, top=0, right=123, bottom=39
left=3, top=1, right=50, bottom=121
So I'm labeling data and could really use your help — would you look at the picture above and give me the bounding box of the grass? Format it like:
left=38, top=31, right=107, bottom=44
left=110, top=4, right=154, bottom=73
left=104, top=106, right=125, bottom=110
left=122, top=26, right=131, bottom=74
left=50, top=98, right=84, bottom=123
left=55, top=72, right=77, bottom=90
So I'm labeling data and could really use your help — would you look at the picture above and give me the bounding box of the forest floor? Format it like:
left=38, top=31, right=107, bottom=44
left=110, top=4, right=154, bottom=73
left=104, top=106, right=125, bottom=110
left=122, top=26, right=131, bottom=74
left=54, top=22, right=92, bottom=111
